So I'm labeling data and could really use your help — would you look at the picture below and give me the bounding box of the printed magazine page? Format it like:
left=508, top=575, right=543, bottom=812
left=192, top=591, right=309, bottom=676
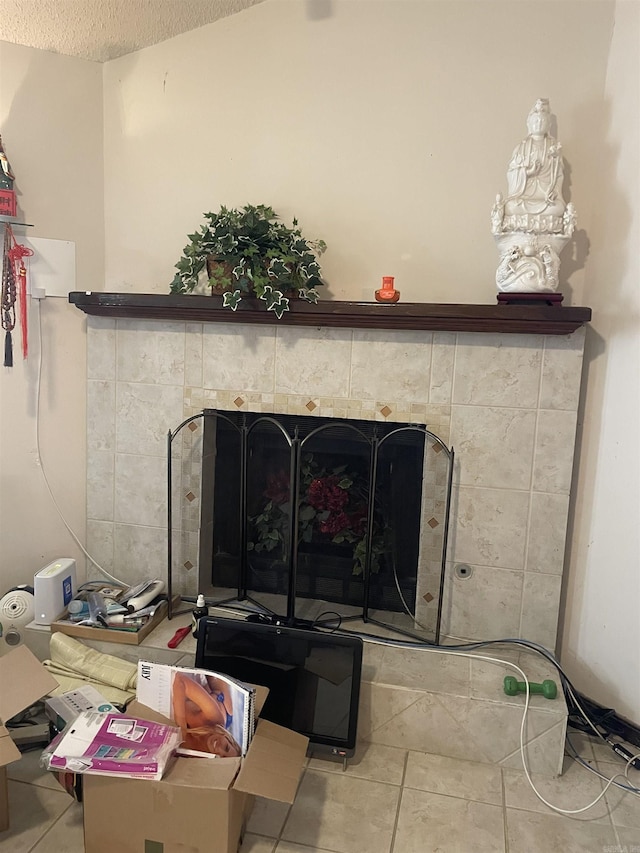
left=136, top=661, right=255, bottom=758
left=41, top=711, right=181, bottom=780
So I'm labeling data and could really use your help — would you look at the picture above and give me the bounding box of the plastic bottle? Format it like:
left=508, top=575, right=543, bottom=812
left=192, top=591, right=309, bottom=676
left=87, top=592, right=108, bottom=627
left=191, top=594, right=208, bottom=637
left=68, top=599, right=89, bottom=616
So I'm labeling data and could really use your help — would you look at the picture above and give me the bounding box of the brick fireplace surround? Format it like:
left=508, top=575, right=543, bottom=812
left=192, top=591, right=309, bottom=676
left=75, top=293, right=590, bottom=775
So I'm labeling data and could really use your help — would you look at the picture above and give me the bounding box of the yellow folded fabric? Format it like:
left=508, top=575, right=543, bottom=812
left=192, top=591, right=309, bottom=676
left=44, top=672, right=134, bottom=707
left=44, top=632, right=138, bottom=692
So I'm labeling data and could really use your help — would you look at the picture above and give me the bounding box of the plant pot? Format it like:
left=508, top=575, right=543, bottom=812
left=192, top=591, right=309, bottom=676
left=206, top=257, right=299, bottom=300
left=206, top=258, right=237, bottom=295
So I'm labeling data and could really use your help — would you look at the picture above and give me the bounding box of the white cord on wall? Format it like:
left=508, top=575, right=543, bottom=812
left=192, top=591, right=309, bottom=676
left=33, top=297, right=127, bottom=587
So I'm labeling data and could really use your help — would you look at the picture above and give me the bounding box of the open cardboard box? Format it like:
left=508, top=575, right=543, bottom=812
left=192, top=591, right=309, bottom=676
left=0, top=646, right=59, bottom=831
left=83, top=690, right=309, bottom=853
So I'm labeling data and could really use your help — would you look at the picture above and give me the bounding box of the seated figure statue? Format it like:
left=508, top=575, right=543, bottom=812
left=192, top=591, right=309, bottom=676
left=491, top=99, right=576, bottom=294
left=504, top=99, right=564, bottom=226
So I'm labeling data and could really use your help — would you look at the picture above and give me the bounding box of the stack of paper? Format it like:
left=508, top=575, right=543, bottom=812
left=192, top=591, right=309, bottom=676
left=41, top=711, right=181, bottom=780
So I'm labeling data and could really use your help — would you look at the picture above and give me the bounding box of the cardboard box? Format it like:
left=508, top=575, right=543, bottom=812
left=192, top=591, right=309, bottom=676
left=83, top=697, right=309, bottom=853
left=0, top=646, right=58, bottom=831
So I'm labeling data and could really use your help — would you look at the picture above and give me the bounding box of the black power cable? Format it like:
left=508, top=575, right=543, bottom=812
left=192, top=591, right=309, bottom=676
left=565, top=691, right=640, bottom=749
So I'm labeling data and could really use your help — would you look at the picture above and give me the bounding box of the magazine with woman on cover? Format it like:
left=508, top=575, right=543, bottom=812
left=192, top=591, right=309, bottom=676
left=136, top=661, right=255, bottom=758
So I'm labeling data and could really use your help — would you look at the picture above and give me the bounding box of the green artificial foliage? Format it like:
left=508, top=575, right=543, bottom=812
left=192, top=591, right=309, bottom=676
left=170, top=204, right=326, bottom=317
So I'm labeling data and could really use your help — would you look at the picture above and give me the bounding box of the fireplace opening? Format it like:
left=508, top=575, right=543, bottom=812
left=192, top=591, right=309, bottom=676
left=189, top=409, right=453, bottom=640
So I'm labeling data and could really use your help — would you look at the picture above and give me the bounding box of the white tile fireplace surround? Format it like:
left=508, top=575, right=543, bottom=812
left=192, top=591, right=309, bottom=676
left=85, top=312, right=586, bottom=652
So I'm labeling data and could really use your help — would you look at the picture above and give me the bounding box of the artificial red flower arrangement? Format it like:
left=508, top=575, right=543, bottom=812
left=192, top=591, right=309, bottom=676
left=248, top=453, right=389, bottom=576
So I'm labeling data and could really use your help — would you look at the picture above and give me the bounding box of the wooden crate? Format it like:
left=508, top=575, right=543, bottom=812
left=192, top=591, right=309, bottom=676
left=50, top=597, right=178, bottom=646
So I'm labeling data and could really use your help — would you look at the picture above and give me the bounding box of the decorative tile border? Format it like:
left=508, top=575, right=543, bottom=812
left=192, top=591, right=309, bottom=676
left=184, top=386, right=451, bottom=439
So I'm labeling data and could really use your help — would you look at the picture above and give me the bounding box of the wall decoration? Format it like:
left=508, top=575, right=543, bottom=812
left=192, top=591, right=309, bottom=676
left=0, top=135, right=16, bottom=218
left=1, top=133, right=34, bottom=369
left=2, top=225, right=33, bottom=365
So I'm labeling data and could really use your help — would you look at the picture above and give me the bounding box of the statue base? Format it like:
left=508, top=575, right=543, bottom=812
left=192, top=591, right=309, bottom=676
left=497, top=292, right=563, bottom=306
left=494, top=231, right=570, bottom=295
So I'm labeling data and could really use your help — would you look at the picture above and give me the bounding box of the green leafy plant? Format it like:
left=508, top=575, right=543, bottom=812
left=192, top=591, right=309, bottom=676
left=247, top=453, right=391, bottom=576
left=170, top=204, right=326, bottom=319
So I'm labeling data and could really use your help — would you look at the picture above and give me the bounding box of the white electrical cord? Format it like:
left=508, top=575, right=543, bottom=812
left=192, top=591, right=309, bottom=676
left=34, top=297, right=127, bottom=587
left=359, top=635, right=640, bottom=815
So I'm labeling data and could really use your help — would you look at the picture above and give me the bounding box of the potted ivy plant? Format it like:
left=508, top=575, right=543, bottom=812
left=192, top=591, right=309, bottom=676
left=169, top=204, right=326, bottom=319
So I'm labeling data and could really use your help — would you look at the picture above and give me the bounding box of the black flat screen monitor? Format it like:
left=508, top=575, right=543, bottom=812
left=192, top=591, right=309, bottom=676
left=195, top=616, right=363, bottom=758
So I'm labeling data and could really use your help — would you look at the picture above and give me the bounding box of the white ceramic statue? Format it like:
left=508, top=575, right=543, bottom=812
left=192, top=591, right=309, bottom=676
left=491, top=99, right=576, bottom=294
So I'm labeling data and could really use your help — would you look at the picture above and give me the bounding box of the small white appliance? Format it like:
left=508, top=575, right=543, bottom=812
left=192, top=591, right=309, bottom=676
left=0, top=585, right=35, bottom=650
left=45, top=686, right=117, bottom=731
left=33, top=558, right=77, bottom=625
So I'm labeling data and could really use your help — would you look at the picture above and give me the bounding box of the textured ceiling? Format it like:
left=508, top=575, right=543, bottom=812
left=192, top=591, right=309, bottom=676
left=0, top=0, right=265, bottom=63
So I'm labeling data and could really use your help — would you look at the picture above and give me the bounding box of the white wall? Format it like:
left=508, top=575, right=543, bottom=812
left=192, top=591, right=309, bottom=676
left=0, top=42, right=104, bottom=590
left=558, top=0, right=640, bottom=722
left=101, top=0, right=613, bottom=307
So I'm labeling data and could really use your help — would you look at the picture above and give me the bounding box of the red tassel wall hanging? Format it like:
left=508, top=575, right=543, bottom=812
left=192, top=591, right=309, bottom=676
left=9, top=235, right=33, bottom=359
left=2, top=225, right=16, bottom=366
left=1, top=136, right=33, bottom=365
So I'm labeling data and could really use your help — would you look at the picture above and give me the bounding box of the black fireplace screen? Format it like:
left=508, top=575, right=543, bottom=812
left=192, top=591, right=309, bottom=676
left=168, top=409, right=453, bottom=643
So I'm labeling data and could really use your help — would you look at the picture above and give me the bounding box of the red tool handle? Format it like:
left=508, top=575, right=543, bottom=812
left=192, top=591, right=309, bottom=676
left=167, top=626, right=191, bottom=649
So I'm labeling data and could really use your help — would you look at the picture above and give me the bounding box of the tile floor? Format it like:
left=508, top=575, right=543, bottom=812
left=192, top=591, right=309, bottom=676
left=2, top=733, right=639, bottom=853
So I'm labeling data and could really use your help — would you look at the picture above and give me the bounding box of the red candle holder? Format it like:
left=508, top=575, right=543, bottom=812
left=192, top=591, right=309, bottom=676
left=375, top=276, right=400, bottom=303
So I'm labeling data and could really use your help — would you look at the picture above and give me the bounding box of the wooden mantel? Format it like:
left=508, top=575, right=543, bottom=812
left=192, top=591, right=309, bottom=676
left=68, top=292, right=591, bottom=335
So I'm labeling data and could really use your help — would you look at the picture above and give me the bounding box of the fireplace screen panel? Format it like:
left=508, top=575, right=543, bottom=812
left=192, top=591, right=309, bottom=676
left=185, top=409, right=453, bottom=642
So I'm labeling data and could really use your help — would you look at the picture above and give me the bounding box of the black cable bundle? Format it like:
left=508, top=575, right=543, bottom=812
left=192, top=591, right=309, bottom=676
left=566, top=688, right=640, bottom=749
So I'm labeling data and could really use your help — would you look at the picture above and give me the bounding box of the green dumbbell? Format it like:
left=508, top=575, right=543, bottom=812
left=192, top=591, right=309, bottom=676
left=503, top=675, right=557, bottom=700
